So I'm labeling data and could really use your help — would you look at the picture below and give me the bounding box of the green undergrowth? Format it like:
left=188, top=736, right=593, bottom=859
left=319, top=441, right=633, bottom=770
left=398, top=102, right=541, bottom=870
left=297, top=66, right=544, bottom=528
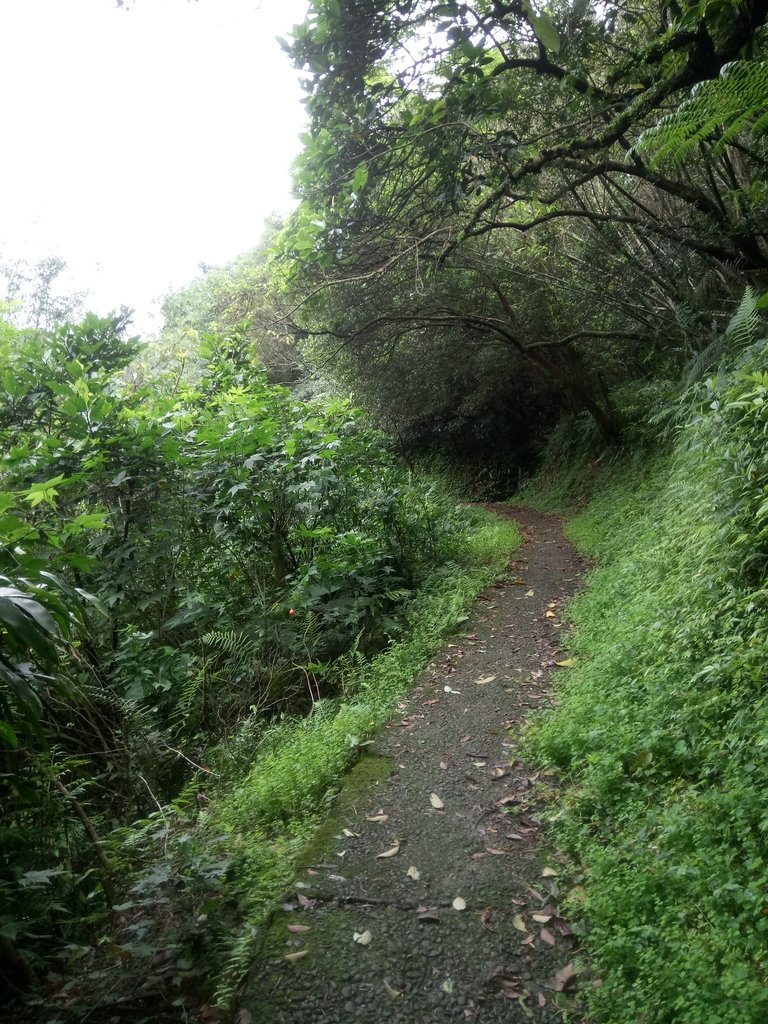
left=526, top=345, right=768, bottom=1022
left=202, top=506, right=520, bottom=1006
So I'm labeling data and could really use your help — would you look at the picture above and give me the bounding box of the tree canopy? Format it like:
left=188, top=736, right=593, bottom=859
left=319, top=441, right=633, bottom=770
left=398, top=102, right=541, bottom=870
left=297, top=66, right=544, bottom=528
left=277, top=0, right=767, bottom=449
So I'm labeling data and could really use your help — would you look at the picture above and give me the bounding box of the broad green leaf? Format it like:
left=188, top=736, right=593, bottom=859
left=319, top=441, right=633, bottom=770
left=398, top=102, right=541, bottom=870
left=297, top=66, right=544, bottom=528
left=531, top=11, right=560, bottom=52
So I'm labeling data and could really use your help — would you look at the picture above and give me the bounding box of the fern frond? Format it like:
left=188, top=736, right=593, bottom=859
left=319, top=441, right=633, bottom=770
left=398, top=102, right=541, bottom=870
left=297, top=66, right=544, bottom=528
left=171, top=668, right=206, bottom=731
left=632, top=61, right=768, bottom=167
left=726, top=286, right=761, bottom=349
left=202, top=630, right=258, bottom=662
left=683, top=332, right=732, bottom=386
left=684, top=287, right=765, bottom=384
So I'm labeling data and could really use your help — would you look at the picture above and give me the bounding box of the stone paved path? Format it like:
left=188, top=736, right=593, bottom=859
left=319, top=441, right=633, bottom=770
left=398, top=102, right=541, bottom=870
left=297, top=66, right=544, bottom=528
left=239, top=507, right=587, bottom=1023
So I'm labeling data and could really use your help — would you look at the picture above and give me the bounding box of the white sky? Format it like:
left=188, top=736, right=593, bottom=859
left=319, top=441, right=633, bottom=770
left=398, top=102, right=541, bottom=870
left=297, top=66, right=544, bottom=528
left=0, top=0, right=309, bottom=335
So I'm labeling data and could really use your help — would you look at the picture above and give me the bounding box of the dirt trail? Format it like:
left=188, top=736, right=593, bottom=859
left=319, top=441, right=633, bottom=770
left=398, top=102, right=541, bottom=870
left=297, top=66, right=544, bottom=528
left=239, top=507, right=587, bottom=1023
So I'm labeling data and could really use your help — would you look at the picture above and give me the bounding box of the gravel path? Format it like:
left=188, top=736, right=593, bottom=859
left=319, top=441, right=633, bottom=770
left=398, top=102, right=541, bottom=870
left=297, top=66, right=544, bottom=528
left=239, top=506, right=587, bottom=1023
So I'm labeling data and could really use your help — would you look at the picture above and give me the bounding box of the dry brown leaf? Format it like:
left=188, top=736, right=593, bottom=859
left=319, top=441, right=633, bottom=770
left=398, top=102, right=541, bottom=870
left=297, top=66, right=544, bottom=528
left=366, top=814, right=389, bottom=823
left=475, top=674, right=496, bottom=685
left=342, top=828, right=359, bottom=838
left=287, top=924, right=311, bottom=933
left=545, top=610, right=556, bottom=619
left=542, top=867, right=557, bottom=877
left=283, top=951, right=308, bottom=963
left=429, top=793, right=445, bottom=809
left=353, top=929, right=372, bottom=946
left=512, top=914, right=527, bottom=932
left=480, top=906, right=494, bottom=931
left=525, top=589, right=534, bottom=597
left=439, top=761, right=448, bottom=770
left=376, top=844, right=400, bottom=859
left=540, top=928, right=556, bottom=945
left=552, top=964, right=579, bottom=992
left=406, top=865, right=421, bottom=880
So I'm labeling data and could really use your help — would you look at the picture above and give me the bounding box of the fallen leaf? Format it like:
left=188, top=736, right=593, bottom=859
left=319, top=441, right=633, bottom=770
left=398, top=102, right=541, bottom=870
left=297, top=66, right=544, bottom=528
left=287, top=924, right=311, bottom=933
left=441, top=978, right=454, bottom=995
left=475, top=674, right=496, bottom=685
left=353, top=930, right=372, bottom=946
left=429, top=793, right=445, bottom=809
left=538, top=993, right=547, bottom=1007
left=417, top=909, right=440, bottom=923
left=525, top=589, right=534, bottom=597
left=297, top=893, right=317, bottom=909
left=327, top=874, right=346, bottom=882
left=485, top=847, right=508, bottom=856
left=555, top=658, right=577, bottom=668
left=283, top=951, right=308, bottom=963
left=406, top=865, right=421, bottom=880
left=383, top=980, right=403, bottom=1000
left=439, top=761, right=448, bottom=770
left=452, top=897, right=467, bottom=911
left=376, top=844, right=400, bottom=859
left=551, top=963, right=579, bottom=992
left=472, top=760, right=487, bottom=768
left=480, top=906, right=495, bottom=931
left=512, top=914, right=527, bottom=932
left=542, top=867, right=557, bottom=878
left=540, top=928, right=556, bottom=945
left=545, top=610, right=556, bottom=619
left=532, top=914, right=552, bottom=924
left=366, top=814, right=389, bottom=823
left=342, top=829, right=359, bottom=838
left=492, top=767, right=505, bottom=778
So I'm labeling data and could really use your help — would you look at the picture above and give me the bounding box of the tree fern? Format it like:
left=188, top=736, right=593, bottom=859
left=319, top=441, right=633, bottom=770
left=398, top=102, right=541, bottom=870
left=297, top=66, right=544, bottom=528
left=633, top=61, right=768, bottom=167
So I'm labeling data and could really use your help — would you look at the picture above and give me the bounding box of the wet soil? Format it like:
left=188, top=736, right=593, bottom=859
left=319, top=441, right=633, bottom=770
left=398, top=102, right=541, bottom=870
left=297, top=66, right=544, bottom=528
left=239, top=506, right=588, bottom=1023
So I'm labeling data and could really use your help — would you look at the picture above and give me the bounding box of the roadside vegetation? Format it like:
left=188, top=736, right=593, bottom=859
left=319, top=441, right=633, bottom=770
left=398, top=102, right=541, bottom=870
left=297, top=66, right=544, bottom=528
left=0, top=291, right=517, bottom=1016
left=523, top=293, right=768, bottom=1022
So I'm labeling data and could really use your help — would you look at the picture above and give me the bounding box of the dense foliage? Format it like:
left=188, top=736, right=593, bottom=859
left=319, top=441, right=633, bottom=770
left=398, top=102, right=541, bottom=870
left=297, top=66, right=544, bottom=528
left=274, top=0, right=767, bottom=485
left=0, top=308, right=513, bottom=1013
left=526, top=295, right=768, bottom=1022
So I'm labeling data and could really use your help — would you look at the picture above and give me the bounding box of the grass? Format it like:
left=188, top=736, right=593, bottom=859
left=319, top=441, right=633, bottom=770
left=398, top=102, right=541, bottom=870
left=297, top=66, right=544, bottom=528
left=524, top=353, right=768, bottom=1022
